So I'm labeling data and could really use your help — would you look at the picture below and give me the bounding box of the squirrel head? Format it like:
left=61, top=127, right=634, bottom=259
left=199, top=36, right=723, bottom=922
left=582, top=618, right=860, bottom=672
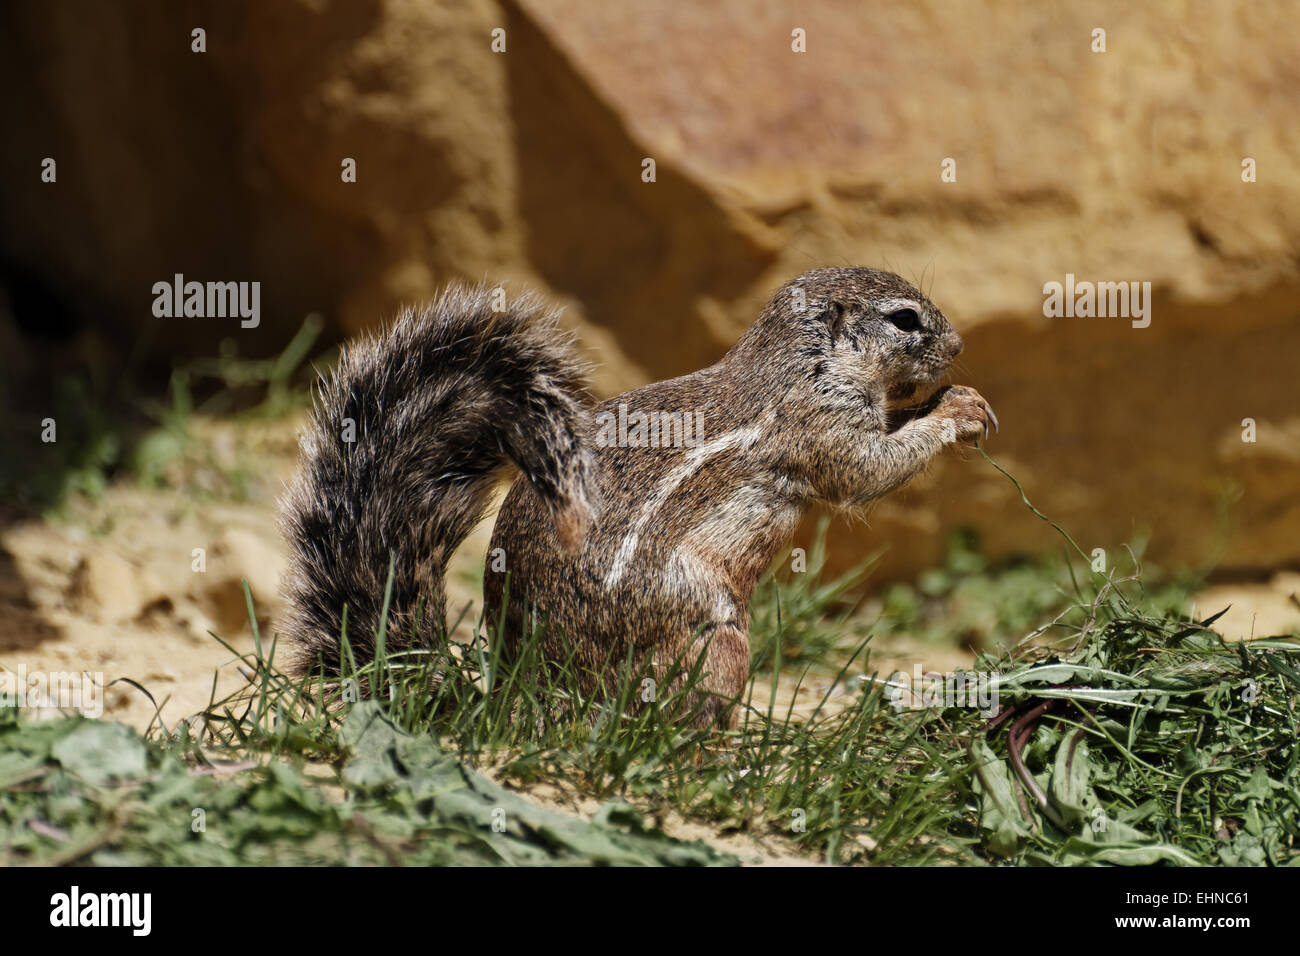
left=738, top=267, right=964, bottom=407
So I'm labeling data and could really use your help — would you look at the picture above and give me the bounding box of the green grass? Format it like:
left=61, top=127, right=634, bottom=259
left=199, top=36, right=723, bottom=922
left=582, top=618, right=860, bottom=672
left=3, top=459, right=1298, bottom=866
left=748, top=516, right=879, bottom=670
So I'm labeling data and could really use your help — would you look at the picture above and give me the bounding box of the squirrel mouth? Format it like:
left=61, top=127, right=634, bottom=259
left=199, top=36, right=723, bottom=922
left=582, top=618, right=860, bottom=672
left=887, top=359, right=953, bottom=404
left=886, top=380, right=936, bottom=404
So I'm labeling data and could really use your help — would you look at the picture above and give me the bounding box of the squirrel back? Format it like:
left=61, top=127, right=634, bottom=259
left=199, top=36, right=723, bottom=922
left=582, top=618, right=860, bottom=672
left=278, top=284, right=598, bottom=674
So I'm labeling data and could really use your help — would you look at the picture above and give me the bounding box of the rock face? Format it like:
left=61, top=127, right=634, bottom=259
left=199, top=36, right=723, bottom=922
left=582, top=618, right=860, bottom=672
left=2, top=0, right=1297, bottom=578
left=72, top=550, right=162, bottom=624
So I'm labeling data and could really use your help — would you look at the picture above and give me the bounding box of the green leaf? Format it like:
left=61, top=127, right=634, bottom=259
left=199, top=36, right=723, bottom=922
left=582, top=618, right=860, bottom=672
left=1057, top=837, right=1204, bottom=866
left=1049, top=734, right=1097, bottom=830
left=50, top=721, right=147, bottom=783
left=970, top=739, right=1031, bottom=856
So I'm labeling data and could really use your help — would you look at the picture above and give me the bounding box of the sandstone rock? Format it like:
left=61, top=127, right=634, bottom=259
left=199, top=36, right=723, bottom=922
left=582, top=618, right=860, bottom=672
left=214, top=528, right=287, bottom=612
left=72, top=550, right=163, bottom=623
left=521, top=0, right=1300, bottom=579
left=3, top=0, right=1298, bottom=581
left=183, top=528, right=287, bottom=639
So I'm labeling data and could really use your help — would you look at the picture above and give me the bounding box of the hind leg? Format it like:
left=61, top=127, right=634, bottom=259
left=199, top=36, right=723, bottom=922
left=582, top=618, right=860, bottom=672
left=658, top=623, right=749, bottom=731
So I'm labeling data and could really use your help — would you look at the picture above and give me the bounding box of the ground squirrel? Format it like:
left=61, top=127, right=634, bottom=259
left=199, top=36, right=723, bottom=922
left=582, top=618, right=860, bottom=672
left=279, top=267, right=997, bottom=728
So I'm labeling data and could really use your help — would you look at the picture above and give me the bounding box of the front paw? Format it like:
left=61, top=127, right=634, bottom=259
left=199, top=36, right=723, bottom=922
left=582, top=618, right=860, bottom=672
left=929, top=385, right=999, bottom=443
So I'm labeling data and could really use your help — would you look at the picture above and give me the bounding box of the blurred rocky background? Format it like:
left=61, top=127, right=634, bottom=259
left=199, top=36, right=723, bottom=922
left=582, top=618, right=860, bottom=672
left=1, top=0, right=1298, bottom=725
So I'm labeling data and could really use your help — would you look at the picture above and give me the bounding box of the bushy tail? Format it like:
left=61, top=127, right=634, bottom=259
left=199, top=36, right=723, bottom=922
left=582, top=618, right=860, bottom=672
left=278, top=284, right=598, bottom=675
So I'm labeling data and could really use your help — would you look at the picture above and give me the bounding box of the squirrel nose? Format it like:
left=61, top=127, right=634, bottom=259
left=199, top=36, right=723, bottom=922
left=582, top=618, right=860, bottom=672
left=948, top=333, right=964, bottom=358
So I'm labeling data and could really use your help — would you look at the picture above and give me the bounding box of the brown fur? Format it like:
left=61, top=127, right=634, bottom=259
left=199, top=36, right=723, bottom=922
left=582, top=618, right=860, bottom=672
left=280, top=268, right=996, bottom=728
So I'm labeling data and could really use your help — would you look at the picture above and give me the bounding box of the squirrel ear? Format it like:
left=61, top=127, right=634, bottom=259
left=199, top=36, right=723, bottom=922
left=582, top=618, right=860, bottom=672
left=822, top=300, right=847, bottom=341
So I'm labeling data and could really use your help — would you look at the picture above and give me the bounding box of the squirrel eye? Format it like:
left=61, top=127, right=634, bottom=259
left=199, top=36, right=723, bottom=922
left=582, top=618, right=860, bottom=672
left=887, top=308, right=922, bottom=332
